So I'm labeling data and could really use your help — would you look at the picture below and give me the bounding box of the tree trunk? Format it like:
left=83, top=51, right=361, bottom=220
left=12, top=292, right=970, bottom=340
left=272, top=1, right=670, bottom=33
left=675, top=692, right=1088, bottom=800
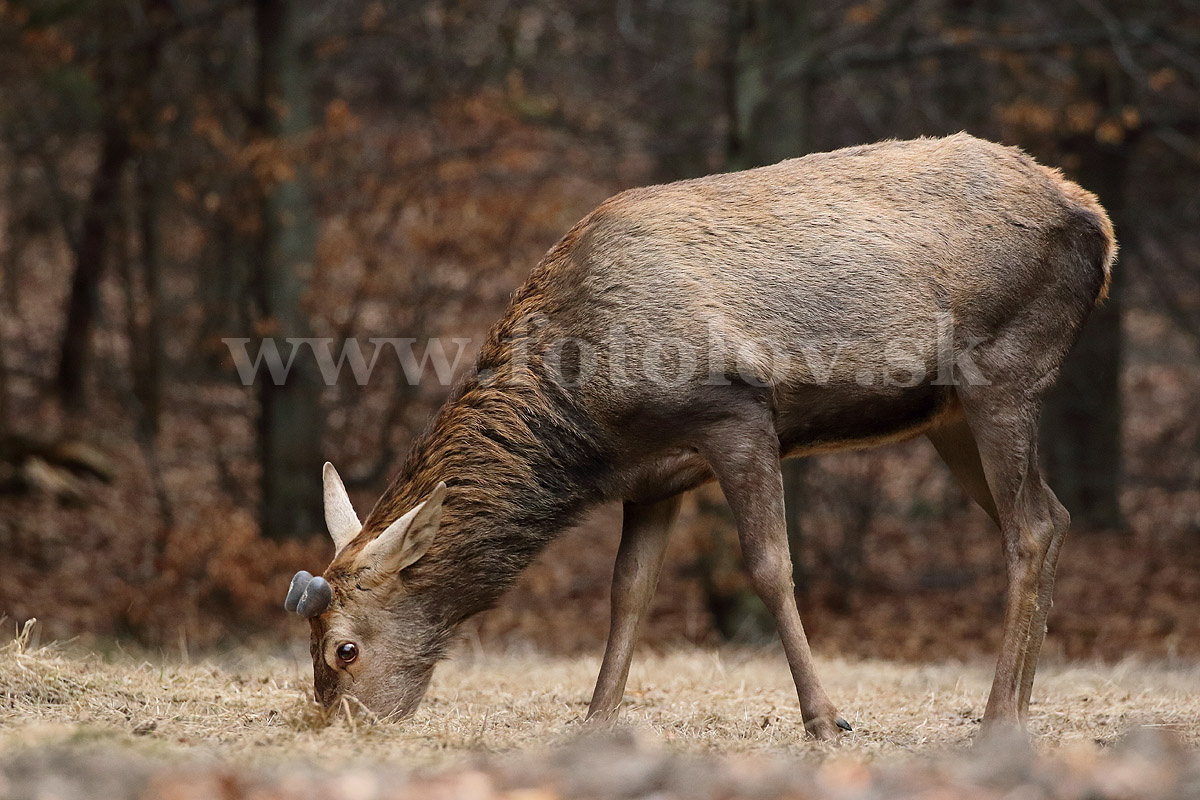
left=726, top=0, right=816, bottom=578
left=783, top=459, right=810, bottom=597
left=55, top=118, right=130, bottom=409
left=3, top=161, right=21, bottom=313
left=2, top=238, right=16, bottom=313
left=726, top=0, right=816, bottom=171
left=701, top=0, right=818, bottom=639
left=130, top=156, right=164, bottom=438
left=1, top=155, right=17, bottom=430
left=1040, top=135, right=1129, bottom=530
left=254, top=0, right=324, bottom=539
left=0, top=312, right=9, bottom=436
left=128, top=0, right=169, bottom=440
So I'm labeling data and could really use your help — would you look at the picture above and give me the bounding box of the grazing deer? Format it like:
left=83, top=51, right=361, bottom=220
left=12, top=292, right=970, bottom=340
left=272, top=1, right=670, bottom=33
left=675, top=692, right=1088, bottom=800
left=284, top=133, right=1115, bottom=739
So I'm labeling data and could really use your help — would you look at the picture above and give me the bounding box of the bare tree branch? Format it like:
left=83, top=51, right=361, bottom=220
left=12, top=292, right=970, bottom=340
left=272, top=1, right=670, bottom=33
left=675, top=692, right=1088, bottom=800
left=1073, top=0, right=1148, bottom=86
left=792, top=25, right=1158, bottom=80
left=1153, top=126, right=1200, bottom=167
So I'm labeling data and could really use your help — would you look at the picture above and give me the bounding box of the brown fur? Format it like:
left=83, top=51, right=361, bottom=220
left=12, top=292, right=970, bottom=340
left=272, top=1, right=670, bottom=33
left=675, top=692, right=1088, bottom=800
left=1036, top=164, right=1117, bottom=302
left=303, top=134, right=1116, bottom=736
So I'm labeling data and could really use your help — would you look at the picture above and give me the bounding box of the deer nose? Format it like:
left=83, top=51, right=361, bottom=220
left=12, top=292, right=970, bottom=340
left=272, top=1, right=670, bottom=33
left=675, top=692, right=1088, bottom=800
left=315, top=685, right=339, bottom=708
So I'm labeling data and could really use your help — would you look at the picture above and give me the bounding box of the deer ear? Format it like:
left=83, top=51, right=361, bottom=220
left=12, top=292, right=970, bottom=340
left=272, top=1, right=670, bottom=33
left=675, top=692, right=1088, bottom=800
left=355, top=482, right=446, bottom=576
left=323, top=462, right=361, bottom=554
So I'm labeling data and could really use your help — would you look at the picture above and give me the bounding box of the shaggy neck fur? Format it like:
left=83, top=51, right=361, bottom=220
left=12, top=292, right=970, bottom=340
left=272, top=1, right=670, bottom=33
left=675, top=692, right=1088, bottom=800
left=354, top=249, right=614, bottom=626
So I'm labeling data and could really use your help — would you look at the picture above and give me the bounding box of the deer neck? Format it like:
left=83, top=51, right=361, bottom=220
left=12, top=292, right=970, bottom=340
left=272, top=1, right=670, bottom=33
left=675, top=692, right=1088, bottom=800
left=364, top=361, right=612, bottom=623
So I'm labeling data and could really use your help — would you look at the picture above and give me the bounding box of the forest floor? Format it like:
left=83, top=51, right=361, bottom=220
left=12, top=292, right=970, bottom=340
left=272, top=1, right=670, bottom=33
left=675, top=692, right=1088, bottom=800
left=2, top=633, right=1199, bottom=799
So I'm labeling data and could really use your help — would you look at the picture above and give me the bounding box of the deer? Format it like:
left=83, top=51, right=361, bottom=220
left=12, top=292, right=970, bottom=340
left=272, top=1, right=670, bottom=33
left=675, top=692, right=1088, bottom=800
left=283, top=133, right=1115, bottom=740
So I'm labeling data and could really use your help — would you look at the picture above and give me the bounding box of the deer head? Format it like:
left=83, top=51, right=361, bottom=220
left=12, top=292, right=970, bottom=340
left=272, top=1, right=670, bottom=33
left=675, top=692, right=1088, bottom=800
left=285, top=463, right=448, bottom=718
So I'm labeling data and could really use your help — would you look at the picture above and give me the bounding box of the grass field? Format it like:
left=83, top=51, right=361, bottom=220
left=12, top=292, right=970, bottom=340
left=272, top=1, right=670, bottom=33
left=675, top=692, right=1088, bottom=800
left=3, top=626, right=1200, bottom=798
left=6, top=642, right=1200, bottom=763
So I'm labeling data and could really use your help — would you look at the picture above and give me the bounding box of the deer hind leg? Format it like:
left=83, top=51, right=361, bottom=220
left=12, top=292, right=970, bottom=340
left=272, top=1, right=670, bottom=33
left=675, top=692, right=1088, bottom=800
left=1017, top=483, right=1069, bottom=718
left=957, top=377, right=1070, bottom=737
left=587, top=495, right=681, bottom=722
left=929, top=415, right=1067, bottom=719
left=696, top=399, right=849, bottom=740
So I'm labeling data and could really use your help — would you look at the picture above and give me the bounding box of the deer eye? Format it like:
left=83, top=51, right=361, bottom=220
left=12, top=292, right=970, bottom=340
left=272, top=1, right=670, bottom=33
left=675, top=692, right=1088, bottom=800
left=336, top=642, right=358, bottom=665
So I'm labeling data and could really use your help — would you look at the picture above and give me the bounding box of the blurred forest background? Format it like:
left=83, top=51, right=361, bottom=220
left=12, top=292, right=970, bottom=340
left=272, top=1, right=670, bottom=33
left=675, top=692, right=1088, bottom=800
left=0, top=0, right=1198, bottom=662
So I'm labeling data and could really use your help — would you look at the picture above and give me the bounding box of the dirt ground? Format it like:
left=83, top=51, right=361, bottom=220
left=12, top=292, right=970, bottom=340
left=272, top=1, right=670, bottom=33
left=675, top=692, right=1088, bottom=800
left=3, top=629, right=1199, bottom=798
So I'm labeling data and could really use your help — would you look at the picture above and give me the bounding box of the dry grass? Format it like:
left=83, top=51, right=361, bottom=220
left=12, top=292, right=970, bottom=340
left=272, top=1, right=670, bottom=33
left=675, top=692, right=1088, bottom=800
left=2, top=624, right=1198, bottom=770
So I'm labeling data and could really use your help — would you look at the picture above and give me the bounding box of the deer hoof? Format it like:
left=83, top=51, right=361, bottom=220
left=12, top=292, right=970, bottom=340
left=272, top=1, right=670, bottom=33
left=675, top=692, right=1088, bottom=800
left=805, top=715, right=852, bottom=740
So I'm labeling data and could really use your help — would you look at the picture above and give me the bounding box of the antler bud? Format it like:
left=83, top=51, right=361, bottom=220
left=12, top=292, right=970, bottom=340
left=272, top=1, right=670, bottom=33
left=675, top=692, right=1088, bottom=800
left=284, top=570, right=312, bottom=612
left=296, top=576, right=333, bottom=619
